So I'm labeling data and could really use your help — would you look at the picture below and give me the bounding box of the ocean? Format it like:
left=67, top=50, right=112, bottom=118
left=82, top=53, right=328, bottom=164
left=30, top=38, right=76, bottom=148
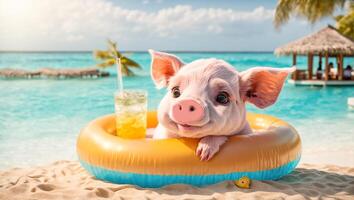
left=0, top=52, right=353, bottom=169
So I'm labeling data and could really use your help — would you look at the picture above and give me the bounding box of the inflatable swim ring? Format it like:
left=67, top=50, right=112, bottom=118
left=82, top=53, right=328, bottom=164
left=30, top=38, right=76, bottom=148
left=77, top=111, right=301, bottom=188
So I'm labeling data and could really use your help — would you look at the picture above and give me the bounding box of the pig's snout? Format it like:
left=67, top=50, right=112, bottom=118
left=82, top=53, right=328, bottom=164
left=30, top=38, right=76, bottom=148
left=171, top=99, right=204, bottom=124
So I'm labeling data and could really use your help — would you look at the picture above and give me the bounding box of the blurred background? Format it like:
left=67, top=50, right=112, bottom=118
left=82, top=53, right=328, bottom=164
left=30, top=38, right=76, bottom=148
left=0, top=0, right=353, bottom=169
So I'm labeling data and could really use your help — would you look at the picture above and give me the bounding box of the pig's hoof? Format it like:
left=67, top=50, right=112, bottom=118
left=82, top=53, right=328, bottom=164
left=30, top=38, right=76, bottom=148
left=196, top=142, right=219, bottom=161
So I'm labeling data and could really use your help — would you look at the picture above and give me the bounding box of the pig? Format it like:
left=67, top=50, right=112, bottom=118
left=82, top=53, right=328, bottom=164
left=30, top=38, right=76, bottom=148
left=149, top=50, right=295, bottom=161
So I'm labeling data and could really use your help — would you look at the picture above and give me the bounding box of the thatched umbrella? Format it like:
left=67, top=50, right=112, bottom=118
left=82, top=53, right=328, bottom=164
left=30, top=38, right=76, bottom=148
left=275, top=25, right=354, bottom=56
left=275, top=25, right=354, bottom=80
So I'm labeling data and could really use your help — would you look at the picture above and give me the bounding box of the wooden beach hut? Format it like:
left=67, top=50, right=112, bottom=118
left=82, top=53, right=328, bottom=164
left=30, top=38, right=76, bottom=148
left=275, top=25, right=354, bottom=86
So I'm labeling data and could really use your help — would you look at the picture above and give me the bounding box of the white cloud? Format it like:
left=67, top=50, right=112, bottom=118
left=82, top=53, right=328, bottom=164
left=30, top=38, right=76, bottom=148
left=142, top=0, right=163, bottom=5
left=0, top=0, right=275, bottom=50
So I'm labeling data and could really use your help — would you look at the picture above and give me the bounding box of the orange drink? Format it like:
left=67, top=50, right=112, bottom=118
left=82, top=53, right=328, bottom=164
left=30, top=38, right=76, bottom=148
left=114, top=90, right=147, bottom=139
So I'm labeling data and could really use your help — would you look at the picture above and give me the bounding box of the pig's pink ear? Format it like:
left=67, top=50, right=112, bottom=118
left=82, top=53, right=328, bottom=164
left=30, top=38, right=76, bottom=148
left=239, top=67, right=295, bottom=109
left=149, top=49, right=184, bottom=88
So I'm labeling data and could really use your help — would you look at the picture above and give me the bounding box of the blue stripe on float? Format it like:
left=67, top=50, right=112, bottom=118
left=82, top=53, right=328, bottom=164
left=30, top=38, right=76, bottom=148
left=79, top=156, right=300, bottom=188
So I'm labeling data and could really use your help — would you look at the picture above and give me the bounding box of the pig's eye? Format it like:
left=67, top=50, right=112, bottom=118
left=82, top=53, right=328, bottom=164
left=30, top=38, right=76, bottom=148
left=216, top=92, right=230, bottom=105
left=171, top=86, right=181, bottom=98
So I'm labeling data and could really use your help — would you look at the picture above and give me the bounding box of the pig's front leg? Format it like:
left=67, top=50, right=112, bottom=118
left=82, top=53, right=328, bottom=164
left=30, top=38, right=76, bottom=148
left=196, top=136, right=228, bottom=161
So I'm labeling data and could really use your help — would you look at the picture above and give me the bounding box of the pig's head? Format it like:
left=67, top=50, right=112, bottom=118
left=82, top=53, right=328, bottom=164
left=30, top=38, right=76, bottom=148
left=149, top=50, right=294, bottom=138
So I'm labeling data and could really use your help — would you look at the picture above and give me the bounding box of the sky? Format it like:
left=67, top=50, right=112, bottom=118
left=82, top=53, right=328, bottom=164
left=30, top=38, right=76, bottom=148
left=0, top=0, right=339, bottom=51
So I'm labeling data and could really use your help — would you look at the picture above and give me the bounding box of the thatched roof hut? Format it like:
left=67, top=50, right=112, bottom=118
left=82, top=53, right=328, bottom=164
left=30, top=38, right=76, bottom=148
left=275, top=25, right=354, bottom=56
left=275, top=25, right=354, bottom=82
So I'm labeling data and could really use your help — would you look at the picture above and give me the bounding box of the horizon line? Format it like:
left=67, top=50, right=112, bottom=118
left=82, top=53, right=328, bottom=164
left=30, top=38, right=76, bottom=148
left=0, top=50, right=275, bottom=54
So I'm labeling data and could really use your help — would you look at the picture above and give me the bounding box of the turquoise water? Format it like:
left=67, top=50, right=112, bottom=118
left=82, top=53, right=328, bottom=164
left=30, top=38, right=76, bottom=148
left=0, top=52, right=353, bottom=169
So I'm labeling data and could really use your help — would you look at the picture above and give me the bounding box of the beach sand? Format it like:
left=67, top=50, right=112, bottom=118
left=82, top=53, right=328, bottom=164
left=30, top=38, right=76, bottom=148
left=0, top=161, right=353, bottom=200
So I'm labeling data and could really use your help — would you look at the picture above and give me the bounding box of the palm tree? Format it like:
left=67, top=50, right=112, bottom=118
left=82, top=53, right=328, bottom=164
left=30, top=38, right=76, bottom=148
left=93, top=40, right=141, bottom=76
left=274, top=0, right=354, bottom=40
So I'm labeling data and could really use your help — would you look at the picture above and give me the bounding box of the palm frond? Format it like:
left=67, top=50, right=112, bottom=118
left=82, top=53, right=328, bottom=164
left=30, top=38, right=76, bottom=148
left=121, top=57, right=141, bottom=69
left=335, top=3, right=354, bottom=40
left=274, top=0, right=346, bottom=29
left=92, top=39, right=141, bottom=76
left=274, top=0, right=294, bottom=29
left=97, top=59, right=116, bottom=68
left=107, top=39, right=122, bottom=58
left=93, top=50, right=113, bottom=60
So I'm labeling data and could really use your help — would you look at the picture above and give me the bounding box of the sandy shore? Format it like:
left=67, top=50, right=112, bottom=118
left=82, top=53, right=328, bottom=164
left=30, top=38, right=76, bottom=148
left=0, top=161, right=353, bottom=200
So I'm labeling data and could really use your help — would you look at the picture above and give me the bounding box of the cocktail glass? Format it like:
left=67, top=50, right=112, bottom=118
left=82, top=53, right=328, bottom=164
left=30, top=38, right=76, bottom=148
left=114, top=90, right=147, bottom=139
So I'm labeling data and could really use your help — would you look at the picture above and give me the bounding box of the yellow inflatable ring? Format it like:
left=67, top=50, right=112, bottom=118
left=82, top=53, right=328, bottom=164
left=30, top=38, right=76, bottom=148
left=77, top=111, right=301, bottom=188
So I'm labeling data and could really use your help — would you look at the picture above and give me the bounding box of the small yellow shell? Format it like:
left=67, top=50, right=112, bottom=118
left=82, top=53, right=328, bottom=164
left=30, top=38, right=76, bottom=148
left=234, top=176, right=251, bottom=189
